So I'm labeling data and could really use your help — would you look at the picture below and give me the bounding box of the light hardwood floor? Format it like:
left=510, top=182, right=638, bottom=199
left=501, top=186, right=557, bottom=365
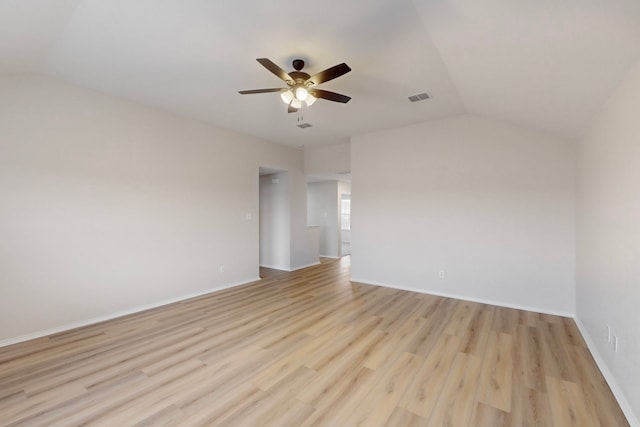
left=0, top=257, right=629, bottom=426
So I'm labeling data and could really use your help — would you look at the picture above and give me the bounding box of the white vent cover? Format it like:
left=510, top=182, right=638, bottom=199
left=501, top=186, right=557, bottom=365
left=408, top=92, right=431, bottom=102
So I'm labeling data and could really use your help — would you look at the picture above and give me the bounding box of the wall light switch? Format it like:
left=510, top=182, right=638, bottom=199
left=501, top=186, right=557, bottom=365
left=245, top=213, right=252, bottom=220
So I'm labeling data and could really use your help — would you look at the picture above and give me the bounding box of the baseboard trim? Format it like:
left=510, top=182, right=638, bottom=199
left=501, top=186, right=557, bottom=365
left=290, top=261, right=321, bottom=271
left=349, top=277, right=574, bottom=318
left=319, top=255, right=340, bottom=259
left=259, top=263, right=289, bottom=271
left=260, top=261, right=321, bottom=272
left=0, top=277, right=261, bottom=348
left=574, top=318, right=640, bottom=427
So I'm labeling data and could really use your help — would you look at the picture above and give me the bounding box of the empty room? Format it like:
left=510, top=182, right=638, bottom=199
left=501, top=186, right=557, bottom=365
left=1, top=0, right=639, bottom=426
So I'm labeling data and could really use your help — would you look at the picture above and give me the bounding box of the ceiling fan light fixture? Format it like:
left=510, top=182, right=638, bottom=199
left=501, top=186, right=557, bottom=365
left=305, top=93, right=317, bottom=106
left=295, top=86, right=308, bottom=101
left=239, top=58, right=352, bottom=112
left=280, top=89, right=294, bottom=104
left=290, top=98, right=302, bottom=109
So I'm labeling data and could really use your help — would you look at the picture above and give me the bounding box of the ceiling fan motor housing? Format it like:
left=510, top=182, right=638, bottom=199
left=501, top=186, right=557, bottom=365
left=292, top=59, right=305, bottom=71
left=289, top=71, right=311, bottom=84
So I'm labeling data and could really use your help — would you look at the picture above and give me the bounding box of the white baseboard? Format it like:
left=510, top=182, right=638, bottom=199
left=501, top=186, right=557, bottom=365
left=574, top=318, right=640, bottom=427
left=259, top=263, right=289, bottom=271
left=261, top=261, right=321, bottom=272
left=349, top=277, right=574, bottom=318
left=290, top=261, right=321, bottom=271
left=319, top=255, right=340, bottom=259
left=0, top=277, right=260, bottom=348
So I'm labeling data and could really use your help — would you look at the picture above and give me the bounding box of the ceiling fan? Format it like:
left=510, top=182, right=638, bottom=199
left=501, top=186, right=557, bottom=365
left=239, top=58, right=352, bottom=113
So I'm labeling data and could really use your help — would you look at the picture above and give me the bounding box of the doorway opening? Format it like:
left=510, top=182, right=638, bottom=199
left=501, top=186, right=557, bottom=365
left=258, top=167, right=289, bottom=274
left=340, top=193, right=351, bottom=256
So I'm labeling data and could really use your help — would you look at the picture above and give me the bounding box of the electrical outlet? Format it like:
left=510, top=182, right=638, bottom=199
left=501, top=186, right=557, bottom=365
left=438, top=270, right=445, bottom=279
left=220, top=265, right=225, bottom=273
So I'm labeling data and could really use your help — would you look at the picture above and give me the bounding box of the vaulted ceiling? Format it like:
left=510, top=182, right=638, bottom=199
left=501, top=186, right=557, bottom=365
left=2, top=0, right=640, bottom=148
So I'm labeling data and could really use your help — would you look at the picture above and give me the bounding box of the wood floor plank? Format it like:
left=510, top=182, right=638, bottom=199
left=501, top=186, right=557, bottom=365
left=546, top=375, right=601, bottom=427
left=426, top=352, right=482, bottom=427
left=513, top=324, right=546, bottom=392
left=0, top=257, right=630, bottom=426
left=404, top=298, right=458, bottom=357
left=297, top=329, right=386, bottom=407
left=458, top=304, right=495, bottom=357
left=133, top=404, right=185, bottom=427
left=345, top=352, right=424, bottom=426
left=173, top=384, right=262, bottom=426
left=398, top=333, right=460, bottom=417
left=470, top=402, right=510, bottom=427
left=491, top=306, right=519, bottom=334
left=299, top=366, right=377, bottom=427
left=537, top=319, right=580, bottom=383
left=1, top=382, right=87, bottom=425
left=385, top=406, right=429, bottom=427
left=508, top=385, right=552, bottom=427
left=476, top=331, right=514, bottom=412
left=443, top=301, right=479, bottom=337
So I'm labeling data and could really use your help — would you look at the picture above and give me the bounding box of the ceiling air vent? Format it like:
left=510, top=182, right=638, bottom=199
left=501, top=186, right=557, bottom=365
left=408, top=92, right=431, bottom=103
left=297, top=123, right=312, bottom=129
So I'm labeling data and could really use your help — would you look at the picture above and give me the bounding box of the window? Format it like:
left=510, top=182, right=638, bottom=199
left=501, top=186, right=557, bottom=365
left=341, top=195, right=351, bottom=230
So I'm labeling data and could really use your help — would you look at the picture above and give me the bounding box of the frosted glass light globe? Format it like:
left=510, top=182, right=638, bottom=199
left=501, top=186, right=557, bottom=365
left=280, top=90, right=294, bottom=104
left=295, top=87, right=308, bottom=101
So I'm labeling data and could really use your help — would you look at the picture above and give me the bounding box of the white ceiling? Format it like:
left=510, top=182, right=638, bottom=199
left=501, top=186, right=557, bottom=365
left=2, top=0, right=640, bottom=148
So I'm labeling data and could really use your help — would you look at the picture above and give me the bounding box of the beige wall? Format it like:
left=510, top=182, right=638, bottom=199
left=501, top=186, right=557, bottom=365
left=304, top=142, right=350, bottom=175
left=576, top=61, right=640, bottom=424
left=351, top=114, right=576, bottom=315
left=0, top=74, right=306, bottom=343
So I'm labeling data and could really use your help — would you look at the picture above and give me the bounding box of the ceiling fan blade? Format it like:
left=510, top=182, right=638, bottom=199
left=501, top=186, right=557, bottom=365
left=309, top=89, right=351, bottom=103
left=306, top=63, right=351, bottom=86
left=256, top=58, right=294, bottom=83
left=238, top=88, right=284, bottom=95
